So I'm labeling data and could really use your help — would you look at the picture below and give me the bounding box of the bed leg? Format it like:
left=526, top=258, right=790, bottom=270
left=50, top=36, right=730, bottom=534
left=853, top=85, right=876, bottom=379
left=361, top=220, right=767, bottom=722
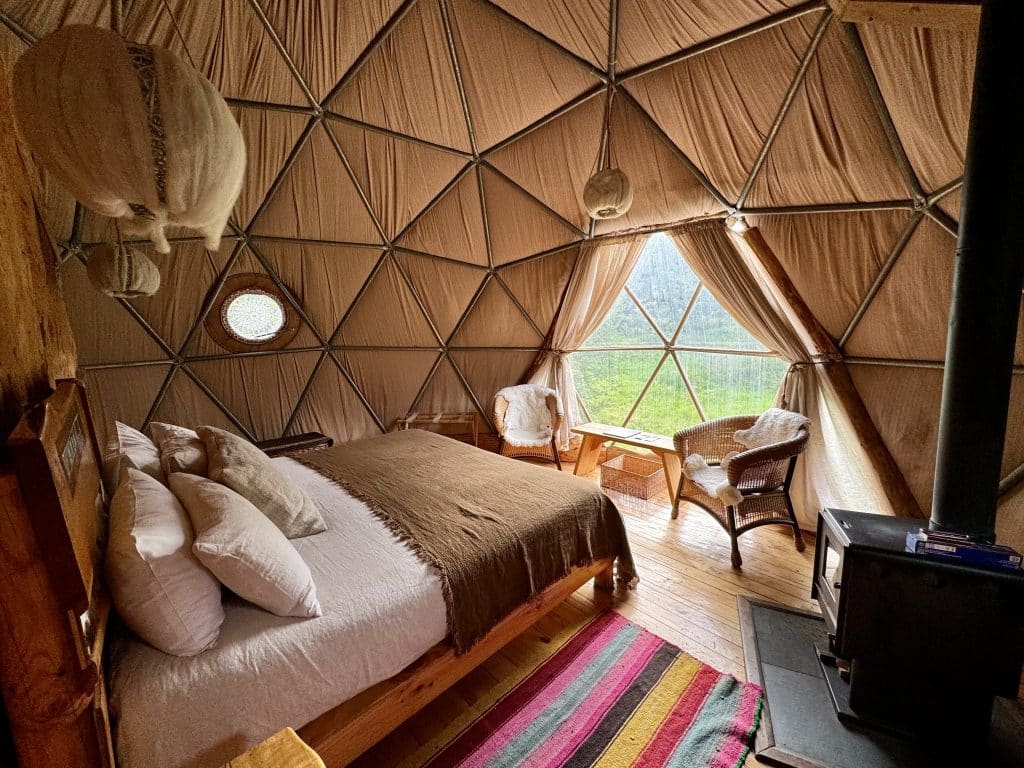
left=594, top=564, right=614, bottom=592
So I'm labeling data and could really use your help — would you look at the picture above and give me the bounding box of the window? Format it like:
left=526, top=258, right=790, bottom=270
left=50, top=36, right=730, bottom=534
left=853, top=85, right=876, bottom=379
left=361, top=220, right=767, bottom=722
left=204, top=273, right=301, bottom=352
left=570, top=233, right=788, bottom=436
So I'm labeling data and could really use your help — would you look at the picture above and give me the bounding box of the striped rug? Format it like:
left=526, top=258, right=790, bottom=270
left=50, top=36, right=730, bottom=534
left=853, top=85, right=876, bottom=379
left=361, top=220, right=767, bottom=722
left=423, top=611, right=762, bottom=768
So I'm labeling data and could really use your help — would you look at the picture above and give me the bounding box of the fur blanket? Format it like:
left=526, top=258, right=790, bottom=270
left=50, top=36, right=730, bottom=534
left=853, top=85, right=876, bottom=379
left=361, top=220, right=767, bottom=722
left=497, top=384, right=560, bottom=447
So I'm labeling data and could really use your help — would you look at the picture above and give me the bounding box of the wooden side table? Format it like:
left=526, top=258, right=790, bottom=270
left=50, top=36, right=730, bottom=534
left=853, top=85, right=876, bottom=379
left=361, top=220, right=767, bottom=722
left=571, top=422, right=682, bottom=500
left=222, top=727, right=324, bottom=767
left=256, top=432, right=333, bottom=457
left=394, top=411, right=478, bottom=447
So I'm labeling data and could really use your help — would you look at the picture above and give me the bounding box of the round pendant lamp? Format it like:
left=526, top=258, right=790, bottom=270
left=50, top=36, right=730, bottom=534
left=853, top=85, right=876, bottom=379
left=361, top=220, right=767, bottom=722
left=12, top=24, right=245, bottom=254
left=86, top=243, right=161, bottom=299
left=583, top=89, right=633, bottom=221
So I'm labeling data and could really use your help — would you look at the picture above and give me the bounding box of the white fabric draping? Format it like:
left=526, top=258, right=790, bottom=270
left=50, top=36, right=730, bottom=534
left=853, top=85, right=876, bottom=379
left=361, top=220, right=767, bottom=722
left=671, top=222, right=891, bottom=527
left=529, top=236, right=647, bottom=449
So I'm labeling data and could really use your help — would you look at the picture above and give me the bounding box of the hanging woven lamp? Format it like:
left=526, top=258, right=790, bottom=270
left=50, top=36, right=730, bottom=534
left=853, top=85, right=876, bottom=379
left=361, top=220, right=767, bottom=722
left=86, top=243, right=161, bottom=299
left=583, top=89, right=633, bottom=221
left=12, top=25, right=245, bottom=254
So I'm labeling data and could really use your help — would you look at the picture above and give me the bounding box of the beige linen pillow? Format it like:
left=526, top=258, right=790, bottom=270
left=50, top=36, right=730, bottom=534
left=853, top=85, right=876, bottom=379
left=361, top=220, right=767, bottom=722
left=151, top=422, right=208, bottom=476
left=103, top=421, right=166, bottom=491
left=169, top=473, right=322, bottom=619
left=197, top=426, right=325, bottom=538
left=106, top=469, right=224, bottom=656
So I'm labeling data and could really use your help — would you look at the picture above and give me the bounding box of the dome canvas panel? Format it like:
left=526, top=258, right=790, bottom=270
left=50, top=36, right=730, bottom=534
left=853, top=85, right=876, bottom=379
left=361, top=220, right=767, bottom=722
left=450, top=277, right=543, bottom=348
left=84, top=364, right=171, bottom=447
left=152, top=367, right=247, bottom=436
left=286, top=357, right=382, bottom=441
left=398, top=169, right=488, bottom=265
left=339, top=350, right=440, bottom=429
left=395, top=252, right=486, bottom=341
left=336, top=257, right=439, bottom=347
left=491, top=0, right=609, bottom=69
left=499, top=247, right=577, bottom=332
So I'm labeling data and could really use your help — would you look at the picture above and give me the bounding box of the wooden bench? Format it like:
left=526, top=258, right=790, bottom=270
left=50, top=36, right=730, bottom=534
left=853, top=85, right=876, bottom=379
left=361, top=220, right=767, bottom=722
left=571, top=422, right=682, bottom=500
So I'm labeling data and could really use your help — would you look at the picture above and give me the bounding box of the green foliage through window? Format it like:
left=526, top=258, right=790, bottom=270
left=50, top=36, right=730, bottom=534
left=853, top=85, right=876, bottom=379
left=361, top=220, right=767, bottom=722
left=570, top=233, right=787, bottom=436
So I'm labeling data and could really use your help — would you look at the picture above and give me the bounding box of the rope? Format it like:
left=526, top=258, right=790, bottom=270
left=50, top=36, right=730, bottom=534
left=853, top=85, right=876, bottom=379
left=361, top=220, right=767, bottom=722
left=160, top=0, right=199, bottom=72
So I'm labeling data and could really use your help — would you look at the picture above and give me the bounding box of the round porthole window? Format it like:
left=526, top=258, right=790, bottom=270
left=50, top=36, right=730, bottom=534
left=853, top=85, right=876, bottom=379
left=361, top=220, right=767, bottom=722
left=205, top=273, right=301, bottom=352
left=222, top=289, right=286, bottom=343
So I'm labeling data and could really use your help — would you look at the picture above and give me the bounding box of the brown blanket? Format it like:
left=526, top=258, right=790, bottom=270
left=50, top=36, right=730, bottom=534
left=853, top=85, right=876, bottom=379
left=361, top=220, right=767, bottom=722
left=297, top=430, right=636, bottom=654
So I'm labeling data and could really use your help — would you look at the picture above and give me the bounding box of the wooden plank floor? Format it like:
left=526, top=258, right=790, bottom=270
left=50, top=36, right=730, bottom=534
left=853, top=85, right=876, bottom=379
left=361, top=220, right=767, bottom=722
left=356, top=463, right=818, bottom=767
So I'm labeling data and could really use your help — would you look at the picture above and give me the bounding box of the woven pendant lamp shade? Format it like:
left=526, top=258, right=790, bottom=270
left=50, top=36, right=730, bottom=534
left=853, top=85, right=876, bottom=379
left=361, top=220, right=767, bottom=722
left=583, top=168, right=634, bottom=220
left=12, top=25, right=245, bottom=254
left=86, top=244, right=161, bottom=298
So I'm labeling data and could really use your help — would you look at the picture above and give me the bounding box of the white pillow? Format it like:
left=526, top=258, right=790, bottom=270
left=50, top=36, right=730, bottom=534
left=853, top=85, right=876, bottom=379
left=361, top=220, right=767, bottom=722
left=151, top=422, right=208, bottom=476
left=103, top=421, right=165, bottom=491
left=197, top=425, right=326, bottom=539
left=169, top=473, right=322, bottom=619
left=106, top=469, right=224, bottom=656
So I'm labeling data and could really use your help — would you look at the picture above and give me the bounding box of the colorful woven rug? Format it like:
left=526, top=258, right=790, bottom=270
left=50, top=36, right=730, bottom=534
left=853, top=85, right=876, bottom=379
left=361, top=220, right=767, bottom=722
left=423, top=611, right=761, bottom=768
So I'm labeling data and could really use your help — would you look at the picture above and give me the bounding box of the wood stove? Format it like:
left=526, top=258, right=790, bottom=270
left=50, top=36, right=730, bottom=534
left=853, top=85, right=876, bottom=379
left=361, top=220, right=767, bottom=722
left=813, top=508, right=1024, bottom=741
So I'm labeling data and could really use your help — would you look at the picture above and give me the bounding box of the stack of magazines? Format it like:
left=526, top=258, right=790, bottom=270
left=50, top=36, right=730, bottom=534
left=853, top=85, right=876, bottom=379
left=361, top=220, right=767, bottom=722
left=905, top=528, right=1022, bottom=571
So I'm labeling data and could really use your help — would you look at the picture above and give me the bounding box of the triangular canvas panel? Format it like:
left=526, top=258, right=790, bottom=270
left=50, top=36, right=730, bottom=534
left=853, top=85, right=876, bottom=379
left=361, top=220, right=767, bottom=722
left=581, top=292, right=663, bottom=348
left=412, top=355, right=476, bottom=415
left=498, top=247, right=577, bottom=333
left=848, top=363, right=943, bottom=513
left=570, top=350, right=662, bottom=425
left=231, top=107, right=311, bottom=229
left=60, top=256, right=169, bottom=365
left=336, top=257, right=439, bottom=346
left=845, top=218, right=954, bottom=361
left=128, top=242, right=221, bottom=353
left=594, top=98, right=721, bottom=234
left=151, top=367, right=247, bottom=436
left=747, top=24, right=908, bottom=207
left=398, top=170, right=489, bottom=265
left=623, top=12, right=818, bottom=203
left=481, top=167, right=580, bottom=266
left=754, top=210, right=909, bottom=340
left=491, top=0, right=609, bottom=69
left=447, top=0, right=601, bottom=151
left=450, top=277, right=543, bottom=348
left=616, top=0, right=806, bottom=72
left=485, top=95, right=605, bottom=231
left=330, top=120, right=468, bottom=238
left=450, top=350, right=537, bottom=427
left=83, top=363, right=171, bottom=448
left=287, top=357, right=381, bottom=442
left=626, top=357, right=700, bottom=436
left=250, top=124, right=383, bottom=243
left=329, top=0, right=472, bottom=152
left=860, top=24, right=975, bottom=191
left=936, top=188, right=962, bottom=224
left=188, top=350, right=320, bottom=440
left=395, top=251, right=486, bottom=341
left=254, top=240, right=383, bottom=339
left=125, top=0, right=309, bottom=106
left=259, top=0, right=404, bottom=101
left=338, top=350, right=440, bottom=429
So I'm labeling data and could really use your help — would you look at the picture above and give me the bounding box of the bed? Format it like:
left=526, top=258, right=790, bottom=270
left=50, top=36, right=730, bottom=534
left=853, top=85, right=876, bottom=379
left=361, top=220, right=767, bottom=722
left=0, top=381, right=634, bottom=767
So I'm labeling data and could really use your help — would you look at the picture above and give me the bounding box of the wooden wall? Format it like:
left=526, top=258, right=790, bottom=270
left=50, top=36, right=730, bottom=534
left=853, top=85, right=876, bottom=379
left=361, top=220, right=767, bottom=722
left=0, top=55, right=77, bottom=448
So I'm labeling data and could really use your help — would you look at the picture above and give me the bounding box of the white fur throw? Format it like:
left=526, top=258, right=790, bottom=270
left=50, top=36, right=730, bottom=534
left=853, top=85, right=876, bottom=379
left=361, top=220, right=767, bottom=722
left=682, top=454, right=744, bottom=507
left=734, top=408, right=810, bottom=450
left=497, top=384, right=560, bottom=448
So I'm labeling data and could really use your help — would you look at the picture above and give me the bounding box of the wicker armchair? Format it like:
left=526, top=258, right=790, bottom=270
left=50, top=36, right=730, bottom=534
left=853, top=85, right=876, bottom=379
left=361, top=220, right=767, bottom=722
left=493, top=386, right=563, bottom=469
left=673, top=414, right=807, bottom=568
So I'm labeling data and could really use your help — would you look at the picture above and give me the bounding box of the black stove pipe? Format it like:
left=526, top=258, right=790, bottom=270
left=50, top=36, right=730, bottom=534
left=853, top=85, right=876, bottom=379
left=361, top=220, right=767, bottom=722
left=931, top=0, right=1024, bottom=540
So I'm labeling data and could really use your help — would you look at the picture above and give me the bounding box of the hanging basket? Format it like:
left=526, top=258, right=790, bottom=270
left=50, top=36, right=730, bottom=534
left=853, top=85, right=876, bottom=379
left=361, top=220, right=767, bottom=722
left=583, top=168, right=634, bottom=220
left=86, top=243, right=161, bottom=298
left=13, top=25, right=245, bottom=254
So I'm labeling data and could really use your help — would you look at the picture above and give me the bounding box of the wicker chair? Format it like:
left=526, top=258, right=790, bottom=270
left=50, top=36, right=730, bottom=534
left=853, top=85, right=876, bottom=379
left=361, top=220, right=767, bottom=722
left=493, top=386, right=563, bottom=469
left=672, top=415, right=807, bottom=568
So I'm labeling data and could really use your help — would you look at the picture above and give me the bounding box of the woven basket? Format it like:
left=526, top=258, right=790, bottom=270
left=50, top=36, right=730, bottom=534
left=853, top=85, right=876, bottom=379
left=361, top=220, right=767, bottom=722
left=600, top=453, right=664, bottom=499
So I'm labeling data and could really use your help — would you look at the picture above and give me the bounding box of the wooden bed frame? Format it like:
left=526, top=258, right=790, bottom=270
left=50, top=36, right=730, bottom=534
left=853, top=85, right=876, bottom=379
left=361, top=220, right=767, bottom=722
left=0, top=380, right=615, bottom=767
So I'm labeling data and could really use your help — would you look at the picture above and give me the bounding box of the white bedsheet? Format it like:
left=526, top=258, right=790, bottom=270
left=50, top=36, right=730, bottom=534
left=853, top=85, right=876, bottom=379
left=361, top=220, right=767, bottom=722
left=108, top=457, right=447, bottom=768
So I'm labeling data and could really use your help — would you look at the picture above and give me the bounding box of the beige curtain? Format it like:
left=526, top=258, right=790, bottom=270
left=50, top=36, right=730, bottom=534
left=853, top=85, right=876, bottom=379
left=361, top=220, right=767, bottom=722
left=530, top=235, right=647, bottom=448
left=670, top=222, right=891, bottom=527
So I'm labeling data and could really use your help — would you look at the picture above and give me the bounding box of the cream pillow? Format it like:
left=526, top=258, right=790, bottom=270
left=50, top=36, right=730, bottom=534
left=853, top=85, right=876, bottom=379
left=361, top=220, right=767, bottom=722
left=197, top=426, right=325, bottom=538
left=151, top=422, right=208, bottom=476
left=103, top=421, right=166, bottom=491
left=106, top=469, right=224, bottom=656
left=169, top=473, right=322, bottom=618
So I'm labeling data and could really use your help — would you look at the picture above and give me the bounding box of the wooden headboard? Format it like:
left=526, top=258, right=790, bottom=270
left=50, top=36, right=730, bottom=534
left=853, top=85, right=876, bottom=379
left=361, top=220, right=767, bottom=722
left=0, top=380, right=114, bottom=767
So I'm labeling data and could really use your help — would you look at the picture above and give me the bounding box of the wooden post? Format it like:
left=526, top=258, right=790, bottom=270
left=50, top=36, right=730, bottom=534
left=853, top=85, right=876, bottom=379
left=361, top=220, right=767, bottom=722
left=740, top=227, right=925, bottom=520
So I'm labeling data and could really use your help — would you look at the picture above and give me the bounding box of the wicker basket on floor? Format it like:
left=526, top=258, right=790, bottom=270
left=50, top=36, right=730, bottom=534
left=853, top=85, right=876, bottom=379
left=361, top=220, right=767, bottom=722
left=600, top=453, right=665, bottom=499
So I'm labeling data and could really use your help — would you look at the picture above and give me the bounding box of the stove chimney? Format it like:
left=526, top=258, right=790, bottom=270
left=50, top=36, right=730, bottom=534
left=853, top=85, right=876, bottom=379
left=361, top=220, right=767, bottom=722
left=931, top=0, right=1024, bottom=540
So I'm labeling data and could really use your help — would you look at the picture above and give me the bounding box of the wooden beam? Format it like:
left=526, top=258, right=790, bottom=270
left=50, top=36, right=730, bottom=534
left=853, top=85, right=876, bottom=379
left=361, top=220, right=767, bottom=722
left=828, top=1, right=980, bottom=30
left=740, top=227, right=925, bottom=520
